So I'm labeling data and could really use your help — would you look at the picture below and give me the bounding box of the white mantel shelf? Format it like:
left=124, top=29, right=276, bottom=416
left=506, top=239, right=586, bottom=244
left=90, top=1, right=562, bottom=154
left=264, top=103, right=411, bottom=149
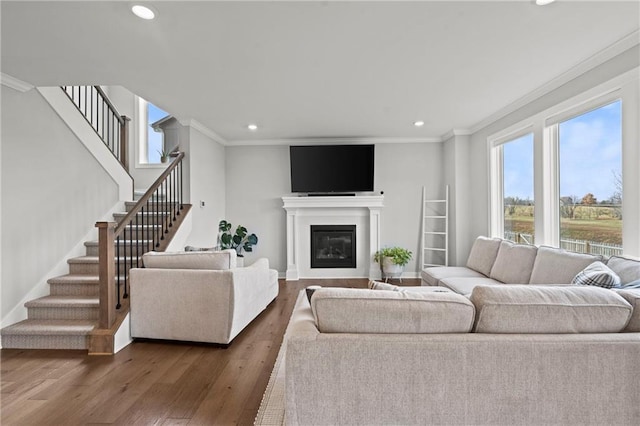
left=282, top=195, right=384, bottom=281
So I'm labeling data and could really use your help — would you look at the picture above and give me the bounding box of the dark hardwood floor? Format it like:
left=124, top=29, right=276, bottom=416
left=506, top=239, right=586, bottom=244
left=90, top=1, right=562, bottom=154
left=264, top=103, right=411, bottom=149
left=1, top=278, right=420, bottom=425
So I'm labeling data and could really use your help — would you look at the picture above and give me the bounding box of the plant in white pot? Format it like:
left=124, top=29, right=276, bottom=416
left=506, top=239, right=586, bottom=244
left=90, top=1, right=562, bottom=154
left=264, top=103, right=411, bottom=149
left=217, top=220, right=258, bottom=266
left=374, top=247, right=412, bottom=282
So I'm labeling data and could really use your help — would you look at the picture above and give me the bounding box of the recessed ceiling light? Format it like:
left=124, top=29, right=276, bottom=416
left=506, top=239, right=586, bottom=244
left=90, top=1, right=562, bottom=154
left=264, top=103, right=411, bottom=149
left=535, top=0, right=556, bottom=5
left=131, top=4, right=156, bottom=20
left=247, top=124, right=258, bottom=131
left=414, top=120, right=425, bottom=127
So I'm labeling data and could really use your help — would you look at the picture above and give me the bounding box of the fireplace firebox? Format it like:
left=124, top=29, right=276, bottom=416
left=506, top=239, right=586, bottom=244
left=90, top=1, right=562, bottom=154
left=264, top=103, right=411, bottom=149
left=310, top=225, right=356, bottom=268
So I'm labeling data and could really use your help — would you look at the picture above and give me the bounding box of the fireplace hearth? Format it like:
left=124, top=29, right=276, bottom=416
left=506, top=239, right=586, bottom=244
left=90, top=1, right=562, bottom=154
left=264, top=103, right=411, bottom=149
left=310, top=225, right=356, bottom=268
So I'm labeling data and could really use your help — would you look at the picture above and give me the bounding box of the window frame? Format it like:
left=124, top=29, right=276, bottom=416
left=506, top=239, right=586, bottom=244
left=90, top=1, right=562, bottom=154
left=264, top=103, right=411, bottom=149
left=488, top=68, right=639, bottom=256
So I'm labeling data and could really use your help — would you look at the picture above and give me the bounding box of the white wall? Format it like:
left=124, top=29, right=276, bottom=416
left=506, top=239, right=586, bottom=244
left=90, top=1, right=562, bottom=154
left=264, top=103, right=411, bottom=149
left=1, top=86, right=119, bottom=320
left=224, top=142, right=443, bottom=276
left=225, top=145, right=290, bottom=271
left=184, top=126, right=226, bottom=247
left=463, top=46, right=640, bottom=262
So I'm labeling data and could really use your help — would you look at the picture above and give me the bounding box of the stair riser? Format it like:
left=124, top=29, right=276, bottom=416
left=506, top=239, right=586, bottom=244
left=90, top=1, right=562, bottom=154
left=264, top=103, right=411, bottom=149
left=28, top=307, right=98, bottom=321
left=49, top=283, right=99, bottom=297
left=85, top=244, right=153, bottom=257
left=125, top=202, right=179, bottom=213
left=1, top=335, right=88, bottom=350
left=69, top=263, right=99, bottom=275
left=69, top=260, right=142, bottom=275
left=120, top=227, right=163, bottom=240
left=113, top=214, right=171, bottom=226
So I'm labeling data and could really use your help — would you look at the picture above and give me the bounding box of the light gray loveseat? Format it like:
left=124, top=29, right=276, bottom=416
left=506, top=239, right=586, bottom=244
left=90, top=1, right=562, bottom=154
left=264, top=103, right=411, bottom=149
left=284, top=238, right=640, bottom=425
left=129, top=249, right=278, bottom=345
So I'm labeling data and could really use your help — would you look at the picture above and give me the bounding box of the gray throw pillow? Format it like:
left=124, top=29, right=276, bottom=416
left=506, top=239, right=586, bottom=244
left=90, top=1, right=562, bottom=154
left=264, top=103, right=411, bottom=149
left=572, top=261, right=621, bottom=289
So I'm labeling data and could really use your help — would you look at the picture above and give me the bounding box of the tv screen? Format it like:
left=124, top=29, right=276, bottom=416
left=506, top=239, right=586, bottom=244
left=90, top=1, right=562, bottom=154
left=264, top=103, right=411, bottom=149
left=290, top=144, right=375, bottom=193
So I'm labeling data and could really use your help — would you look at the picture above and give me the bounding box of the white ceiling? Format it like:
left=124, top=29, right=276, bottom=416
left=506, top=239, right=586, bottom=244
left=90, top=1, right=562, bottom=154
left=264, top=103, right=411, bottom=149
left=2, top=1, right=639, bottom=144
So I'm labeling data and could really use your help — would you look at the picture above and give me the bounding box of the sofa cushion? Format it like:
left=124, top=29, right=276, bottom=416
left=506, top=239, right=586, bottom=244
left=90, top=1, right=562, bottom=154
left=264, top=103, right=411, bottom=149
left=369, top=281, right=454, bottom=294
left=466, top=236, right=502, bottom=276
left=528, top=246, right=602, bottom=284
left=311, top=288, right=475, bottom=334
left=438, top=277, right=503, bottom=296
left=421, top=266, right=486, bottom=286
left=470, top=285, right=632, bottom=334
left=615, top=289, right=640, bottom=332
left=572, top=261, right=621, bottom=289
left=489, top=240, right=537, bottom=284
left=606, top=256, right=640, bottom=285
left=142, top=249, right=237, bottom=270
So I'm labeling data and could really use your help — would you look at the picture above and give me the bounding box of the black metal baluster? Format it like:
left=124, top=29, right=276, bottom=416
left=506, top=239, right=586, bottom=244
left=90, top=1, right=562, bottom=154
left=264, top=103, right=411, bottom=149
left=116, top=235, right=122, bottom=310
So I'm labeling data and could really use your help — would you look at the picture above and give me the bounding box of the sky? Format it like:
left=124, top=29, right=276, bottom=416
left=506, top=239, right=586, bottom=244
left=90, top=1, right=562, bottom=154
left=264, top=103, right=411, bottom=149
left=148, top=103, right=169, bottom=163
left=503, top=100, right=622, bottom=203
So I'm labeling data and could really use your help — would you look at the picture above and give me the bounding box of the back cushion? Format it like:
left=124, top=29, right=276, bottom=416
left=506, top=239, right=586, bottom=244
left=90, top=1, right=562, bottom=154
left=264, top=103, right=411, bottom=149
left=606, top=256, right=640, bottom=285
left=471, top=285, right=632, bottom=334
left=311, top=288, right=475, bottom=334
left=489, top=240, right=537, bottom=284
left=466, top=236, right=502, bottom=276
left=529, top=246, right=602, bottom=284
left=615, top=289, right=640, bottom=332
left=142, top=249, right=237, bottom=270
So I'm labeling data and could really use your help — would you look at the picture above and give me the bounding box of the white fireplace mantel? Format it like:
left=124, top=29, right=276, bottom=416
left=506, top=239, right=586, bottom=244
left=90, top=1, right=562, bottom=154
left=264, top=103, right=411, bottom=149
left=282, top=195, right=384, bottom=280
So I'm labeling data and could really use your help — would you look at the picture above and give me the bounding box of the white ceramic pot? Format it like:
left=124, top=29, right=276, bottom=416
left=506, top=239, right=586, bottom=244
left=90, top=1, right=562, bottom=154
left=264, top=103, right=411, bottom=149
left=381, top=256, right=404, bottom=275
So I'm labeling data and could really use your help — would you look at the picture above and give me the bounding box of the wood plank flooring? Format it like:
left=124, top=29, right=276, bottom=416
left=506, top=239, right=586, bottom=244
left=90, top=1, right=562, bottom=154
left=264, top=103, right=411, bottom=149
left=1, top=278, right=419, bottom=425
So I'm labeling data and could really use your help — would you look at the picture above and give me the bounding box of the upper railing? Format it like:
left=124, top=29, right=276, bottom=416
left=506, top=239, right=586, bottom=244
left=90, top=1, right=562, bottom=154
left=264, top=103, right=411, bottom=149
left=61, top=86, right=129, bottom=169
left=96, top=152, right=185, bottom=329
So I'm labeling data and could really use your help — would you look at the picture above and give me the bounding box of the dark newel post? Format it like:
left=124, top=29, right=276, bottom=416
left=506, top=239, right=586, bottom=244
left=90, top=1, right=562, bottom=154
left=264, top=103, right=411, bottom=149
left=96, top=221, right=117, bottom=329
left=120, top=116, right=130, bottom=171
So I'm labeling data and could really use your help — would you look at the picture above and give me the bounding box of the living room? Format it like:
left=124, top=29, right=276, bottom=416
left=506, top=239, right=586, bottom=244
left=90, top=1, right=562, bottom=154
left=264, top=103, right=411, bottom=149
left=1, top=1, right=640, bottom=424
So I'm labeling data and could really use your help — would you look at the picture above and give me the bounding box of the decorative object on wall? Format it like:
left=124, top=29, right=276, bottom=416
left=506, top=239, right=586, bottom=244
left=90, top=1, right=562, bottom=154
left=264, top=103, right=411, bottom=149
left=374, top=246, right=412, bottom=282
left=218, top=220, right=258, bottom=258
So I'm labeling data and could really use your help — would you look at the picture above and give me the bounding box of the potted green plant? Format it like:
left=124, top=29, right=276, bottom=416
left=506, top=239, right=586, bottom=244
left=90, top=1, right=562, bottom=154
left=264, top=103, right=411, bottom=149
left=374, top=247, right=412, bottom=280
left=218, top=220, right=258, bottom=261
left=158, top=148, right=171, bottom=163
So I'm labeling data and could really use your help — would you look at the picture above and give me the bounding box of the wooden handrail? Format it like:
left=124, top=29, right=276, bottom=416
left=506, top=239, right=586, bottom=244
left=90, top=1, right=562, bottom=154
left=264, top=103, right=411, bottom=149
left=114, top=152, right=184, bottom=236
left=96, top=152, right=185, bottom=329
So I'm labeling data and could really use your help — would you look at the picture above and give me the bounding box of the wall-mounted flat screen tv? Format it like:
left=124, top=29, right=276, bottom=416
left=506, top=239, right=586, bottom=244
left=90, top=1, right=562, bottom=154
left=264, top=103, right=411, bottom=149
left=289, top=144, right=375, bottom=194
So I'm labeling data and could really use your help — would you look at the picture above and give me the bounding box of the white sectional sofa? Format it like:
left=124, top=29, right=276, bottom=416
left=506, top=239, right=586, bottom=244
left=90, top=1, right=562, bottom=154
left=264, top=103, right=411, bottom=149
left=422, top=236, right=640, bottom=294
left=129, top=249, right=278, bottom=345
left=285, top=238, right=640, bottom=425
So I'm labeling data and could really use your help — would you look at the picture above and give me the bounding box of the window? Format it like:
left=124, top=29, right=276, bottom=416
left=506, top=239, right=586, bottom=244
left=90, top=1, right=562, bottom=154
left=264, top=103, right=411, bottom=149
left=557, top=101, right=622, bottom=254
left=489, top=70, right=636, bottom=257
left=503, top=133, right=535, bottom=244
left=137, top=97, right=169, bottom=165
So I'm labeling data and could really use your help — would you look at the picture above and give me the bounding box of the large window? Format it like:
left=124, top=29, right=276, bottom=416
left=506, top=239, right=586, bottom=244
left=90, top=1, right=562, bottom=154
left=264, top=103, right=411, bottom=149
left=503, top=133, right=535, bottom=244
left=489, top=71, right=636, bottom=257
left=137, top=98, right=169, bottom=165
left=558, top=100, right=622, bottom=254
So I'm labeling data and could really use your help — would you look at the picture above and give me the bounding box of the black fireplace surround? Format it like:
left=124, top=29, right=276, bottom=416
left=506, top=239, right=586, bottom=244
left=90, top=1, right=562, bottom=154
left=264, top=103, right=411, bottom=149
left=310, top=225, right=356, bottom=268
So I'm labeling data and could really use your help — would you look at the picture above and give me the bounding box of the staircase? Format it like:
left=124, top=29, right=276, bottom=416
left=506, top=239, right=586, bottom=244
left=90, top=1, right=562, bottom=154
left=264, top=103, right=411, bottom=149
left=0, top=202, right=171, bottom=351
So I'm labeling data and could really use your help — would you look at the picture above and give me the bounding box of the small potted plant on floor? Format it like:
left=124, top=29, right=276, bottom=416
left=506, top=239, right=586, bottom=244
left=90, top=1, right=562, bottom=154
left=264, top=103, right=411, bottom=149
left=218, top=220, right=258, bottom=266
left=374, top=246, right=412, bottom=280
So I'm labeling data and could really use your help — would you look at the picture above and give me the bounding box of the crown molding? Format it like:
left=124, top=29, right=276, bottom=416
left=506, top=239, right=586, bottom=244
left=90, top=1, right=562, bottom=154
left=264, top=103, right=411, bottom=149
left=440, top=129, right=472, bottom=141
left=228, top=136, right=443, bottom=146
left=469, top=29, right=640, bottom=135
left=185, top=119, right=228, bottom=146
left=1, top=73, right=34, bottom=92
